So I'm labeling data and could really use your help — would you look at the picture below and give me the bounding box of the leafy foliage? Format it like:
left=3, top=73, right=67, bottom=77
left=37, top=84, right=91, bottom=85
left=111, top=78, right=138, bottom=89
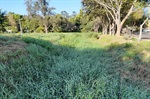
left=0, top=0, right=149, bottom=34
left=0, top=9, right=7, bottom=32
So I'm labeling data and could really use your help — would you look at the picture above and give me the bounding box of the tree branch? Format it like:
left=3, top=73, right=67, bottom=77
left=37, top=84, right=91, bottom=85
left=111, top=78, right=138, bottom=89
left=95, top=0, right=116, bottom=22
left=121, top=0, right=137, bottom=25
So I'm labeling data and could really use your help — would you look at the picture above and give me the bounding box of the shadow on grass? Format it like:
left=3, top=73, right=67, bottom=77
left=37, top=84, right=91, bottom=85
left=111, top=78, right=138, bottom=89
left=0, top=35, right=150, bottom=98
left=106, top=43, right=150, bottom=89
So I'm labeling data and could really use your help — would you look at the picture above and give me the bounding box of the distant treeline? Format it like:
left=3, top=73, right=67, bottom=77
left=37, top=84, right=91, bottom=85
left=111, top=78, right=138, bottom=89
left=0, top=0, right=148, bottom=34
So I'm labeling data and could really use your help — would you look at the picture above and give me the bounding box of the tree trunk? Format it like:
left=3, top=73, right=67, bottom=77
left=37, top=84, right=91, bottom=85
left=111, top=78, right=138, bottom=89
left=116, top=20, right=123, bottom=36
left=105, top=27, right=108, bottom=35
left=138, top=17, right=148, bottom=42
left=102, top=26, right=107, bottom=35
left=116, top=25, right=122, bottom=36
left=138, top=25, right=143, bottom=42
left=102, top=23, right=108, bottom=35
left=19, top=19, right=23, bottom=34
left=93, top=18, right=101, bottom=33
left=109, top=24, right=112, bottom=35
left=94, top=24, right=100, bottom=32
left=44, top=24, right=48, bottom=34
left=102, top=27, right=105, bottom=35
left=109, top=23, right=115, bottom=35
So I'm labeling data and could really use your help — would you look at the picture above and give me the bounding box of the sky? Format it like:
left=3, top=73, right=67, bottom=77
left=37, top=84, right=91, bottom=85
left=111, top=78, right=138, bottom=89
left=0, top=0, right=82, bottom=15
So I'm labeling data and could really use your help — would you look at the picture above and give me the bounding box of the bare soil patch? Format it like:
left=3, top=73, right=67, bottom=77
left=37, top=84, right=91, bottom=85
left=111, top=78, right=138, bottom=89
left=0, top=41, right=27, bottom=54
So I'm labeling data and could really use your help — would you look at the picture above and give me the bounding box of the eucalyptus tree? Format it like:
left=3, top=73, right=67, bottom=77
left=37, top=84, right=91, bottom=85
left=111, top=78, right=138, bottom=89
left=25, top=0, right=37, bottom=17
left=61, top=11, right=69, bottom=18
left=82, top=0, right=113, bottom=33
left=25, top=0, right=55, bottom=33
left=94, top=0, right=144, bottom=36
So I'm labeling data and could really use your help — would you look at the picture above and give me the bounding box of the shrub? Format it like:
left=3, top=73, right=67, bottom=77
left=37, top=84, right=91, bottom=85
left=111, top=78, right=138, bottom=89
left=92, top=33, right=99, bottom=39
left=35, top=26, right=45, bottom=33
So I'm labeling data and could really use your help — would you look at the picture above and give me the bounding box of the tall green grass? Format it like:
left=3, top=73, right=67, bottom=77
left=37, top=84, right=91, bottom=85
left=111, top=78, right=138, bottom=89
left=0, top=33, right=150, bottom=98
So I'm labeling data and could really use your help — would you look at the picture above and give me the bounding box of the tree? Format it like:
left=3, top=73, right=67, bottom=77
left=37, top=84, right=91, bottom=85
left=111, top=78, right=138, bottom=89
left=95, top=0, right=140, bottom=36
left=69, top=13, right=81, bottom=32
left=25, top=0, right=55, bottom=33
left=21, top=15, right=39, bottom=33
left=138, top=17, right=149, bottom=41
left=82, top=0, right=112, bottom=33
left=125, top=9, right=144, bottom=27
left=50, top=14, right=70, bottom=32
left=6, top=12, right=22, bottom=33
left=138, top=2, right=150, bottom=41
left=71, top=11, right=77, bottom=17
left=61, top=11, right=69, bottom=18
left=25, top=0, right=37, bottom=17
left=0, top=9, right=7, bottom=32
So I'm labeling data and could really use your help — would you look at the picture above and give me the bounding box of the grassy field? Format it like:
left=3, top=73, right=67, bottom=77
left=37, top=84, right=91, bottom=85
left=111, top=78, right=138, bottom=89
left=0, top=33, right=150, bottom=98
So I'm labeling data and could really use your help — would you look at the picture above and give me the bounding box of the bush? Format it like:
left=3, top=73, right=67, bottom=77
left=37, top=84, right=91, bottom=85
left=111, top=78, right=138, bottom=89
left=86, top=33, right=99, bottom=39
left=35, top=26, right=45, bottom=33
left=92, top=33, right=99, bottom=39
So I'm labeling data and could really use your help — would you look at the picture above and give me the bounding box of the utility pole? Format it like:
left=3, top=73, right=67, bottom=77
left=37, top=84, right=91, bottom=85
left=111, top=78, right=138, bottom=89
left=19, top=19, right=23, bottom=34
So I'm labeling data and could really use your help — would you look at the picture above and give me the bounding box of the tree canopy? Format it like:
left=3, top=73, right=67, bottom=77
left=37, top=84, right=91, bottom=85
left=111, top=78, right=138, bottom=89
left=0, top=0, right=148, bottom=35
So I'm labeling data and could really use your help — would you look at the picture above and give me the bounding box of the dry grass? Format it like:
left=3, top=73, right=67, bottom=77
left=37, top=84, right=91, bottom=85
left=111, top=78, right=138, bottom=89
left=0, top=41, right=26, bottom=54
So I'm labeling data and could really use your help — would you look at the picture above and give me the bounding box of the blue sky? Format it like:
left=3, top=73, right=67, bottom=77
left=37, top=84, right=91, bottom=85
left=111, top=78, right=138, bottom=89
left=0, top=0, right=81, bottom=15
